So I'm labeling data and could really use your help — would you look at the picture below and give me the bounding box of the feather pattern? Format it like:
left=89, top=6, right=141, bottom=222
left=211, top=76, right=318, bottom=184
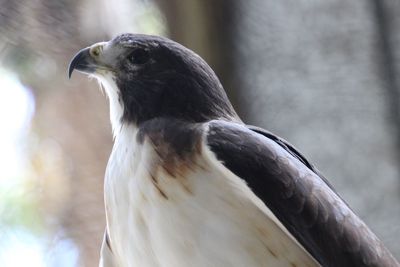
left=207, top=120, right=399, bottom=267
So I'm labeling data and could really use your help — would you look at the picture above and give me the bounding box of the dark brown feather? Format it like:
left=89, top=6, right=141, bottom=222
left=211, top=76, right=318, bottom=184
left=207, top=120, right=399, bottom=267
left=137, top=118, right=204, bottom=195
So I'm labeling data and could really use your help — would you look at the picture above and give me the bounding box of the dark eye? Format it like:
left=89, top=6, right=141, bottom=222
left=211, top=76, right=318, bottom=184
left=129, top=49, right=150, bottom=65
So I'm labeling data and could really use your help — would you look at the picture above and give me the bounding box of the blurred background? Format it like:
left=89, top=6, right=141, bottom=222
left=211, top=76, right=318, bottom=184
left=0, top=0, right=399, bottom=266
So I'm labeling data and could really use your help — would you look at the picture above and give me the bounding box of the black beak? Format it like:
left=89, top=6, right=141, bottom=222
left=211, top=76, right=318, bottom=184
left=68, top=47, right=97, bottom=79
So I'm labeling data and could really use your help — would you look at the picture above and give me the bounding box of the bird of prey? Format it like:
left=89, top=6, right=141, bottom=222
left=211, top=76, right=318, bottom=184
left=68, top=33, right=399, bottom=267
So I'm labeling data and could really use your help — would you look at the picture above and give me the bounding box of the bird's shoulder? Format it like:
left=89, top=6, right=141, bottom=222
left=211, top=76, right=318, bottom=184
left=137, top=117, right=204, bottom=155
left=136, top=118, right=205, bottom=179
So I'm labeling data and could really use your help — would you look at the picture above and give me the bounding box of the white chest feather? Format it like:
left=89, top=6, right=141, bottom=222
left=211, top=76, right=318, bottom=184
left=103, top=126, right=319, bottom=267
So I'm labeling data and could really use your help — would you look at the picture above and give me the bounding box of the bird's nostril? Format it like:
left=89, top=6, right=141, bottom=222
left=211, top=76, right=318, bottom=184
left=90, top=45, right=102, bottom=57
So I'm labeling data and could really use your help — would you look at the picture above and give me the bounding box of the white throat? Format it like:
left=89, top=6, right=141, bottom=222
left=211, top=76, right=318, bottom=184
left=95, top=73, right=125, bottom=137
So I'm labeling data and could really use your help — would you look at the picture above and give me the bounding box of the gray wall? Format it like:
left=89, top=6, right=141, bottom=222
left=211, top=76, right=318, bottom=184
left=234, top=0, right=400, bottom=257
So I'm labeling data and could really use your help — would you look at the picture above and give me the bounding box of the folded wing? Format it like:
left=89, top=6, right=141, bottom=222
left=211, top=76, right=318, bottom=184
left=206, top=120, right=399, bottom=267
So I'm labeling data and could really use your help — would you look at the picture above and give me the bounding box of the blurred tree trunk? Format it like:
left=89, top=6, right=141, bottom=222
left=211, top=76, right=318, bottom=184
left=370, top=0, right=400, bottom=182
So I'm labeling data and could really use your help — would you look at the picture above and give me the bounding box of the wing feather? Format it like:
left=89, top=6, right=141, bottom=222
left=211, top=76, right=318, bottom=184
left=206, top=120, right=399, bottom=267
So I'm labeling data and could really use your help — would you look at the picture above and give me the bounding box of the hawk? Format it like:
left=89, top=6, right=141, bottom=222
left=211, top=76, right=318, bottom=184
left=68, top=33, right=399, bottom=267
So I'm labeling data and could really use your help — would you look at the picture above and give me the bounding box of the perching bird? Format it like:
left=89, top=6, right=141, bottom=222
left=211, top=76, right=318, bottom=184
left=68, top=33, right=399, bottom=267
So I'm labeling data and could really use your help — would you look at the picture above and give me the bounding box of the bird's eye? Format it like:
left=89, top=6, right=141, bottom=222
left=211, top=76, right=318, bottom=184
left=129, top=49, right=150, bottom=65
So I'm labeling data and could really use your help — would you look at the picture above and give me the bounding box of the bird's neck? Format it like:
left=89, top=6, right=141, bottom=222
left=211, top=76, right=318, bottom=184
left=96, top=73, right=241, bottom=138
left=96, top=74, right=126, bottom=137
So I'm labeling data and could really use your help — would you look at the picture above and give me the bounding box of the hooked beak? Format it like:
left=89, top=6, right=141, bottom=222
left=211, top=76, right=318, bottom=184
left=68, top=42, right=109, bottom=79
left=68, top=47, right=94, bottom=79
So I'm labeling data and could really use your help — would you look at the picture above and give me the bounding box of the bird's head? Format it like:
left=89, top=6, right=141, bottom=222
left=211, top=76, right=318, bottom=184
left=68, top=33, right=237, bottom=133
